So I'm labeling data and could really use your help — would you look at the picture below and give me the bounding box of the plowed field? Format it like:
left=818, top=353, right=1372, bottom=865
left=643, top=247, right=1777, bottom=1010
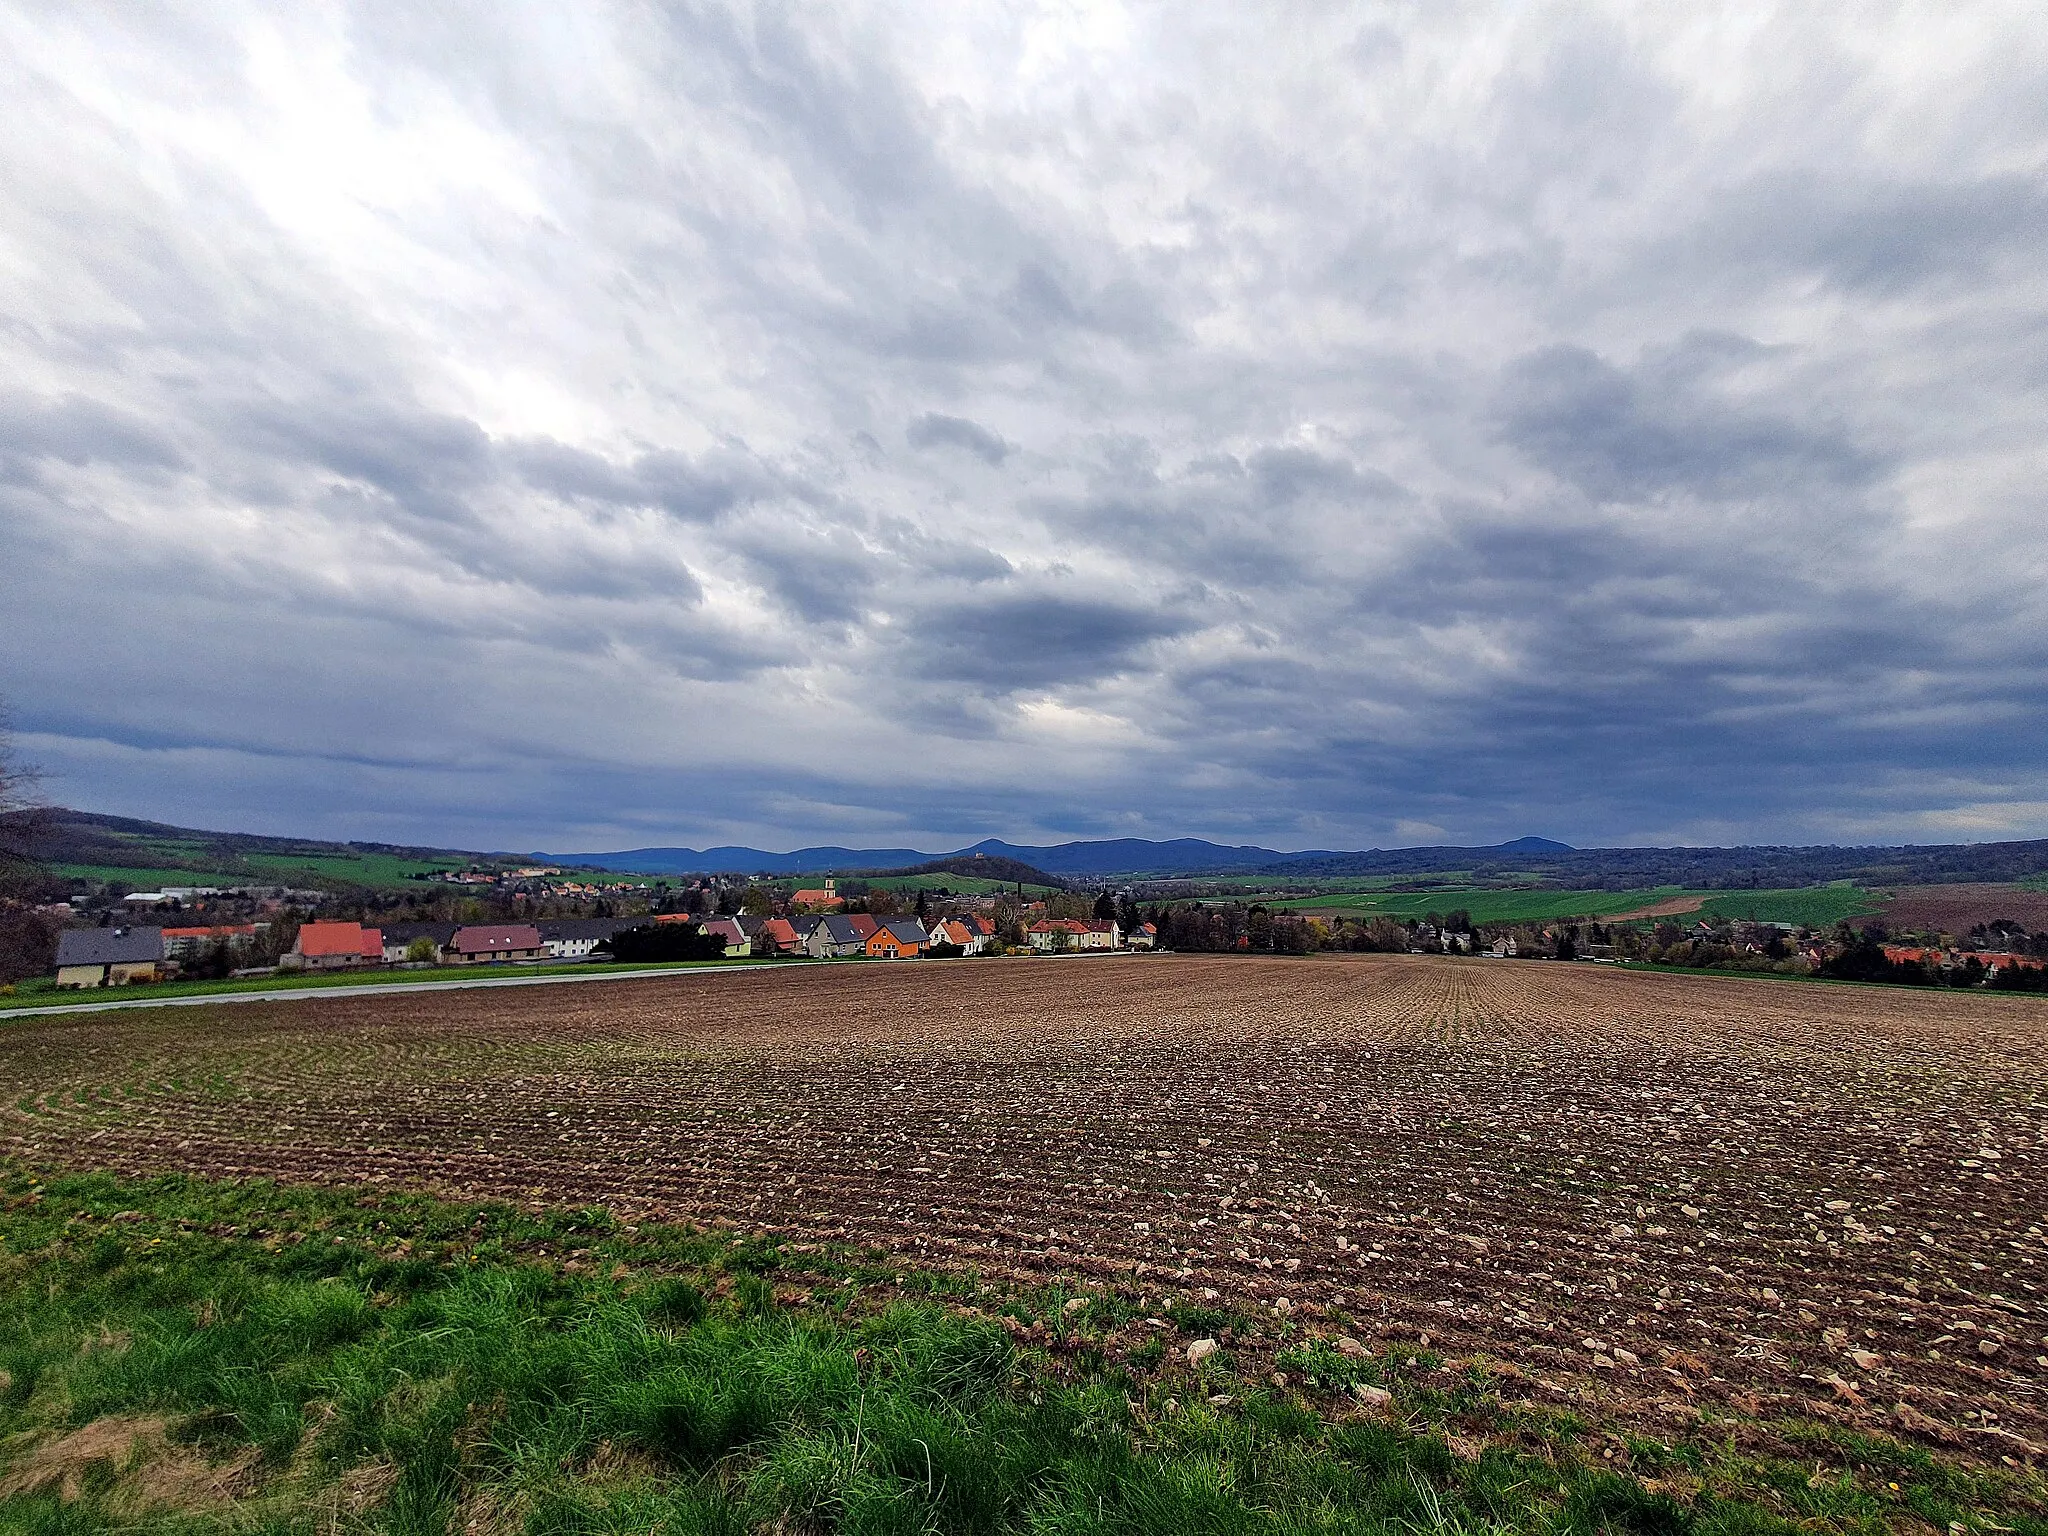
left=4, top=955, right=2044, bottom=1457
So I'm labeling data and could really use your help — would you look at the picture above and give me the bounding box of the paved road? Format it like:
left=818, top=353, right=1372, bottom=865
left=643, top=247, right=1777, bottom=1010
left=0, top=962, right=816, bottom=1020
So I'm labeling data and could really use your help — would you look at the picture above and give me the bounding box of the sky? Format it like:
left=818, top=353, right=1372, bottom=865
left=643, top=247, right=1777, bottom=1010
left=2, top=1, right=2046, bottom=856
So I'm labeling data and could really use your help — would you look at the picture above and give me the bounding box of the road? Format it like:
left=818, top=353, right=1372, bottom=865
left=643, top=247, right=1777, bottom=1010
left=0, top=962, right=815, bottom=1020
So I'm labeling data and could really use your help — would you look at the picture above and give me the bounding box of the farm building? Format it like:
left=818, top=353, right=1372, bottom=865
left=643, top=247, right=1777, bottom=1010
left=54, top=926, right=165, bottom=988
left=285, top=922, right=385, bottom=971
left=866, top=919, right=928, bottom=959
left=446, top=925, right=546, bottom=964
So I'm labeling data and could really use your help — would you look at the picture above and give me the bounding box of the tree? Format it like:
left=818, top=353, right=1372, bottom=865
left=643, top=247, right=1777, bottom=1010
left=0, top=699, right=50, bottom=876
left=1093, top=891, right=1118, bottom=921
left=406, top=936, right=439, bottom=963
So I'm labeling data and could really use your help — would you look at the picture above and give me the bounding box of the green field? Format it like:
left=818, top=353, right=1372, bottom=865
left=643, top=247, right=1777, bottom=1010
left=1264, top=886, right=1695, bottom=923
left=53, top=851, right=470, bottom=892
left=237, top=850, right=467, bottom=885
left=860, top=873, right=1062, bottom=897
left=2, top=1168, right=2031, bottom=1536
left=1265, top=885, right=1881, bottom=928
left=1693, top=885, right=1882, bottom=927
left=50, top=864, right=254, bottom=891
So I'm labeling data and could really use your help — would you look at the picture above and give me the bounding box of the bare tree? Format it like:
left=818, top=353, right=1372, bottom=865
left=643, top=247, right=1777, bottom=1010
left=0, top=700, right=51, bottom=868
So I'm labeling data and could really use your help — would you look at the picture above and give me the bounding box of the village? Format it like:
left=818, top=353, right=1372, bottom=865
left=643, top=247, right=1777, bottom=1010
left=45, top=877, right=1161, bottom=988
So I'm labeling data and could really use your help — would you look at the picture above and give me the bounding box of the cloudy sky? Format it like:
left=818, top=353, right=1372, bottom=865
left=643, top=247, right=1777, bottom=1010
left=3, top=1, right=2045, bottom=855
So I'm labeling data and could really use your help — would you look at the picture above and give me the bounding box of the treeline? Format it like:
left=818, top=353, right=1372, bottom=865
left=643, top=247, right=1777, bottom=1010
left=1149, top=904, right=1454, bottom=955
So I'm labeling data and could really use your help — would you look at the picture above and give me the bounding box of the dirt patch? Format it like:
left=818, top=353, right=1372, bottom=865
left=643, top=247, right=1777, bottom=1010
left=0, top=1415, right=258, bottom=1509
left=1878, top=884, right=2048, bottom=935
left=1603, top=894, right=1707, bottom=921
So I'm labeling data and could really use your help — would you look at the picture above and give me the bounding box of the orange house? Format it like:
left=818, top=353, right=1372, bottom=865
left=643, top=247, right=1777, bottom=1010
left=866, top=919, right=926, bottom=959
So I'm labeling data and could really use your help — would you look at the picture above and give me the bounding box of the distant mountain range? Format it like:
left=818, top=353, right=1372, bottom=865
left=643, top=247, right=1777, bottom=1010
left=549, top=834, right=1580, bottom=878
left=24, top=808, right=2048, bottom=892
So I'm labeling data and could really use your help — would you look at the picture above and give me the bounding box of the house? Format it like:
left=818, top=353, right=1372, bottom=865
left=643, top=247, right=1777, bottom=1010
left=1489, top=936, right=1518, bottom=958
left=54, top=926, right=165, bottom=988
left=756, top=917, right=802, bottom=954
left=536, top=917, right=639, bottom=960
left=446, top=924, right=547, bottom=964
left=927, top=915, right=994, bottom=955
left=285, top=922, right=385, bottom=971
left=866, top=918, right=927, bottom=959
left=1126, top=921, right=1158, bottom=950
left=1028, top=918, right=1081, bottom=952
left=791, top=877, right=844, bottom=911
left=697, top=916, right=752, bottom=957
left=160, top=924, right=260, bottom=960
left=805, top=914, right=873, bottom=958
left=1028, top=918, right=1121, bottom=952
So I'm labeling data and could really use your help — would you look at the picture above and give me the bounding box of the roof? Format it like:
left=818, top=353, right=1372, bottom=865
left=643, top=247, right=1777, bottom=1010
left=760, top=918, right=800, bottom=945
left=699, top=917, right=747, bottom=941
left=847, top=914, right=880, bottom=938
left=379, top=922, right=461, bottom=946
left=56, top=926, right=163, bottom=967
left=297, top=922, right=379, bottom=958
left=819, top=915, right=868, bottom=943
left=873, top=919, right=927, bottom=944
left=451, top=924, right=544, bottom=954
left=535, top=918, right=640, bottom=940
left=161, top=925, right=258, bottom=939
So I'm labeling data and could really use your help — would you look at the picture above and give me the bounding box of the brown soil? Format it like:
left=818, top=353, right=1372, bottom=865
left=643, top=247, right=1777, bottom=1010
left=1879, top=884, right=2048, bottom=935
left=1604, top=895, right=1708, bottom=921
left=0, top=1416, right=259, bottom=1509
left=3, top=955, right=2045, bottom=1459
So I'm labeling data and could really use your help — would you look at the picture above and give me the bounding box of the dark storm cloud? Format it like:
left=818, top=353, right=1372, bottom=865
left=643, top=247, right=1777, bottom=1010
left=2, top=4, right=2045, bottom=850
left=904, top=591, right=1192, bottom=690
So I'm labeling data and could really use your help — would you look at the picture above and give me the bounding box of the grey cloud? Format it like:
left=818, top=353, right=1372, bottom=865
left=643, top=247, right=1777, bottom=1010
left=906, top=412, right=1012, bottom=465
left=1495, top=343, right=1879, bottom=503
left=904, top=592, right=1193, bottom=690
left=0, top=392, right=187, bottom=473
left=4, top=4, right=2046, bottom=850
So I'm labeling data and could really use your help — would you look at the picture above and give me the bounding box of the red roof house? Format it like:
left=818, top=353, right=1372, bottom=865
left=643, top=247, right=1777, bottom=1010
left=448, top=924, right=546, bottom=963
left=289, top=922, right=384, bottom=969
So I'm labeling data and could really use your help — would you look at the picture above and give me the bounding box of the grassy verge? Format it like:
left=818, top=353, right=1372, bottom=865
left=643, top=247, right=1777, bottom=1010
left=1, top=1169, right=2041, bottom=1536
left=0, top=958, right=804, bottom=1013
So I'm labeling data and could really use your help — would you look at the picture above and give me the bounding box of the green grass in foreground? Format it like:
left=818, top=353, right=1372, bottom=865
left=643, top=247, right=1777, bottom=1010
left=1, top=1170, right=2041, bottom=1536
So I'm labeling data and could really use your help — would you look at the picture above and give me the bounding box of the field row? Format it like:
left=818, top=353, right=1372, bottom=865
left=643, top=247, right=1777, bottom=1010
left=3, top=955, right=2044, bottom=1456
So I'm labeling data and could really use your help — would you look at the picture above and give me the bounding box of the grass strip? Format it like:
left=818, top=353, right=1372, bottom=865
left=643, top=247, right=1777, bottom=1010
left=1, top=1168, right=2043, bottom=1535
